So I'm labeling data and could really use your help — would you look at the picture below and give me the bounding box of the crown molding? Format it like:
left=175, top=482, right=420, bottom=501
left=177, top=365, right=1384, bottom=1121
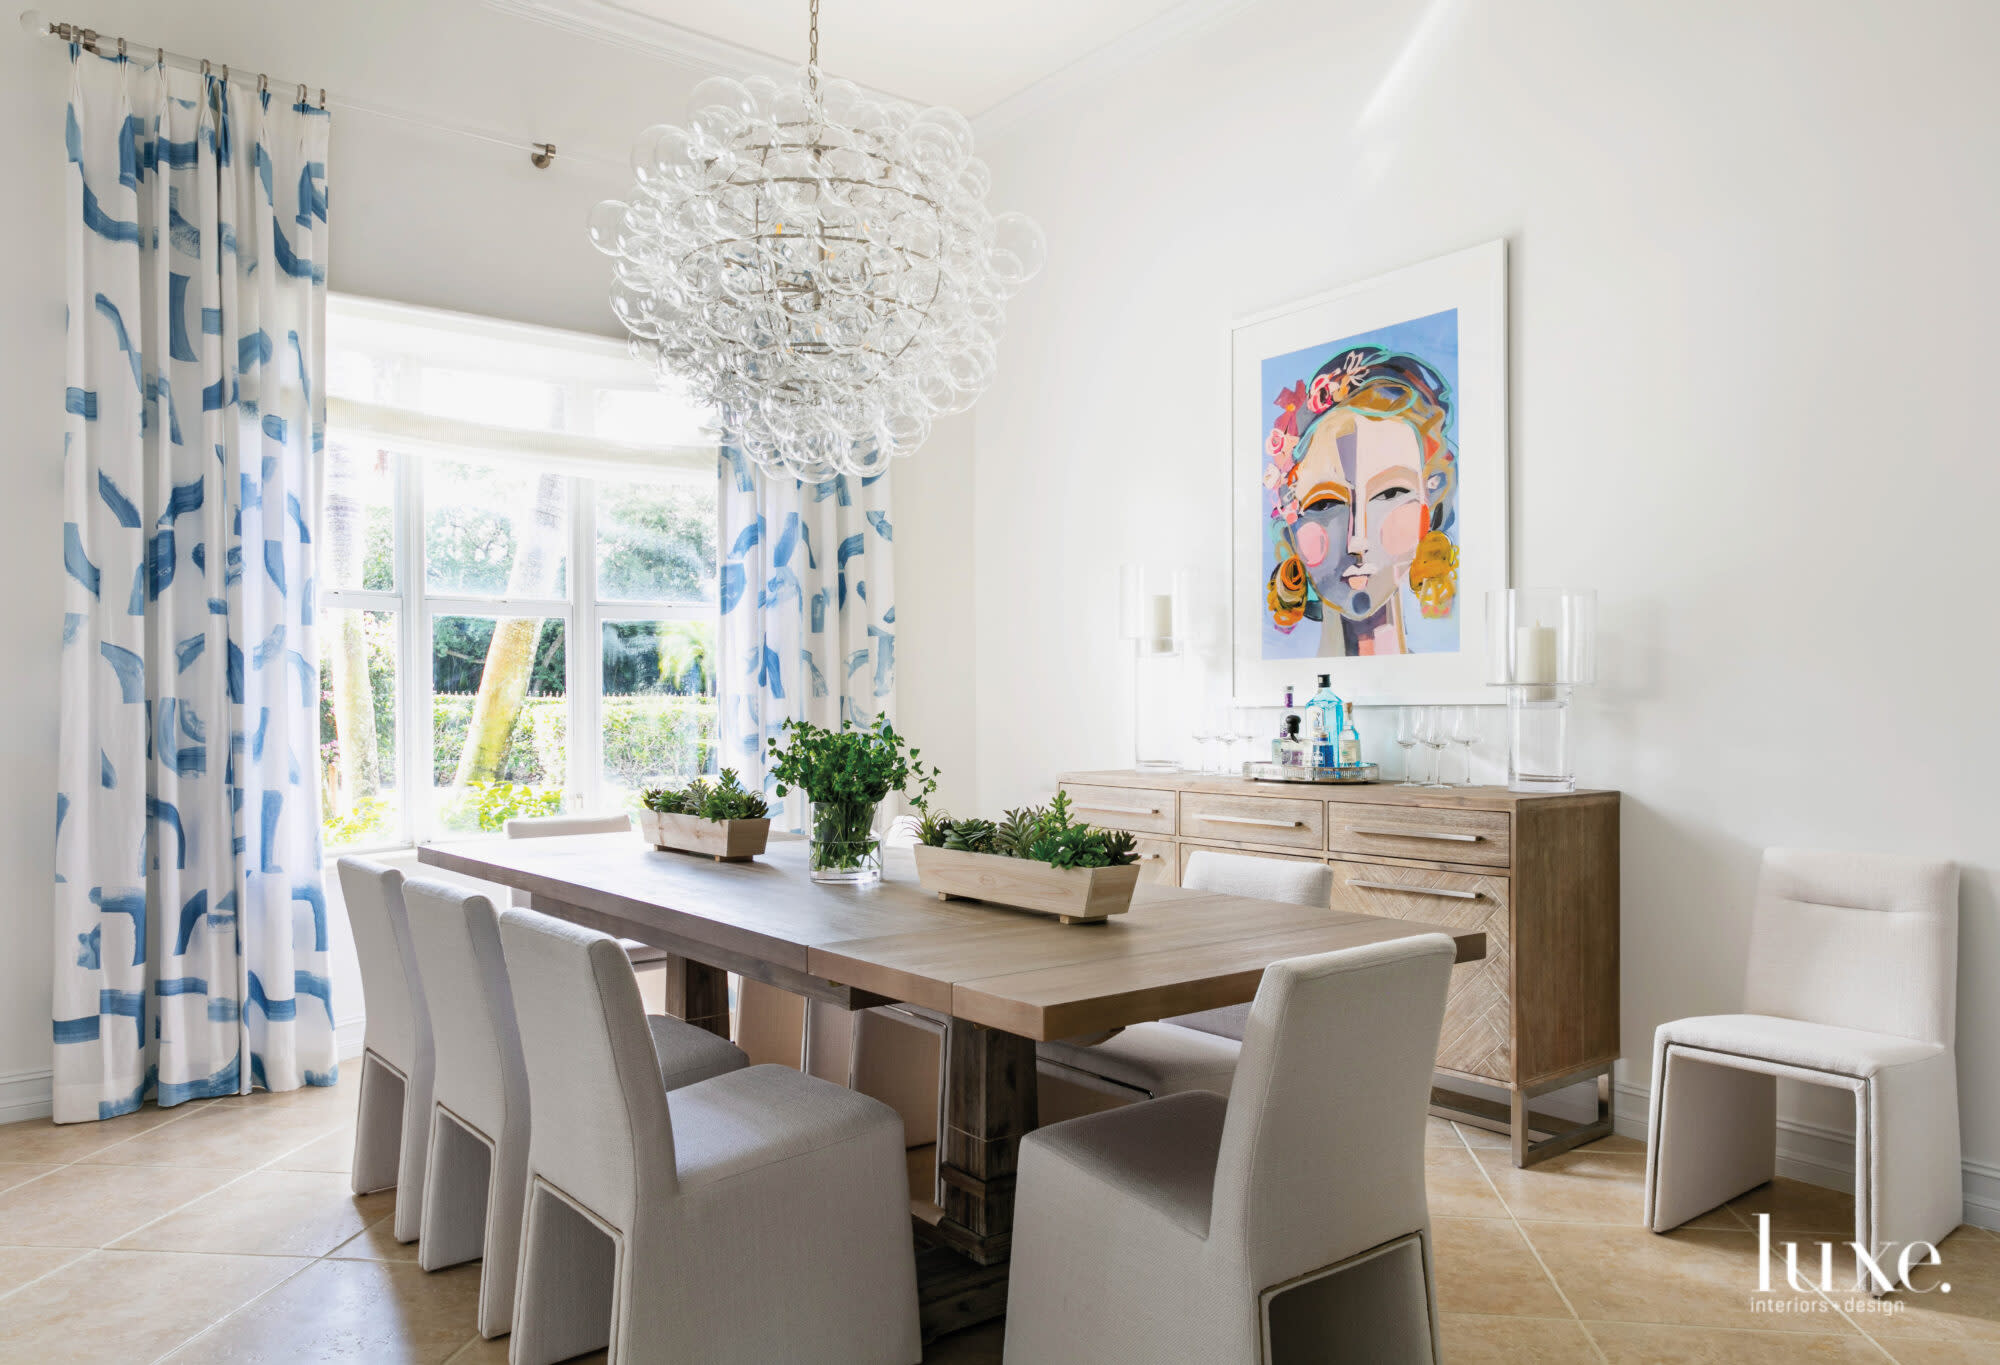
left=967, top=0, right=1259, bottom=142
left=483, top=0, right=806, bottom=83
left=484, top=0, right=1258, bottom=146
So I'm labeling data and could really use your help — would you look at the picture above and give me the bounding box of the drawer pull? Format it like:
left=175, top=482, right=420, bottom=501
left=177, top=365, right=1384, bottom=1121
left=1347, top=878, right=1482, bottom=901
left=1073, top=803, right=1162, bottom=817
left=1345, top=825, right=1482, bottom=843
left=1140, top=853, right=1164, bottom=862
left=1200, top=814, right=1305, bottom=830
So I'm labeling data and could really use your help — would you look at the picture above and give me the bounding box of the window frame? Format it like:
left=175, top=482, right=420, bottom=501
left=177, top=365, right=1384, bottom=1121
left=320, top=408, right=718, bottom=853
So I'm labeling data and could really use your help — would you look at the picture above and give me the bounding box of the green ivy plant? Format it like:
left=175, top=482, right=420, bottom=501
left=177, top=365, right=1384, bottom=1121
left=767, top=716, right=939, bottom=872
left=641, top=769, right=769, bottom=823
left=918, top=790, right=1139, bottom=870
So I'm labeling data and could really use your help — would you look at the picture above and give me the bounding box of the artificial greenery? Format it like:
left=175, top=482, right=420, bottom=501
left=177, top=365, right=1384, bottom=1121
left=766, top=716, right=939, bottom=873
left=641, top=768, right=769, bottom=823
left=917, top=791, right=1139, bottom=870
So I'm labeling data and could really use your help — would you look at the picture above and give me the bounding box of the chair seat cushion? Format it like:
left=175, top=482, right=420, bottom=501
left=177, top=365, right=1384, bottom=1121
left=1022, top=1089, right=1228, bottom=1236
left=1166, top=1002, right=1250, bottom=1041
left=669, top=1063, right=904, bottom=1192
left=1038, top=1022, right=1240, bottom=1098
left=1657, top=1013, right=1944, bottom=1078
left=646, top=1015, right=749, bottom=1092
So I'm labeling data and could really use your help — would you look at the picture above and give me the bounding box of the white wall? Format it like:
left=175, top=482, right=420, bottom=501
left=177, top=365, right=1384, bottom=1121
left=966, top=0, right=2000, bottom=1206
left=0, top=0, right=732, bottom=1112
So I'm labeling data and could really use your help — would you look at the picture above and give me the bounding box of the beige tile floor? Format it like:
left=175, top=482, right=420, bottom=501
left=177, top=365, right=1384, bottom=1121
left=0, top=1078, right=1994, bottom=1363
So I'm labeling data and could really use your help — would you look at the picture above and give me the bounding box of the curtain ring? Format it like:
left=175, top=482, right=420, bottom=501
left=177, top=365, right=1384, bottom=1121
left=200, top=58, right=210, bottom=77
left=318, top=88, right=327, bottom=109
left=221, top=64, right=229, bottom=82
left=116, top=36, right=126, bottom=59
left=298, top=82, right=307, bottom=106
left=258, top=73, right=268, bottom=95
left=157, top=48, right=166, bottom=69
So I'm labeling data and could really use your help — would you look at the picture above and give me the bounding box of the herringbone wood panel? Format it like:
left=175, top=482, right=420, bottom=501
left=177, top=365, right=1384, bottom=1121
left=1328, top=863, right=1511, bottom=1081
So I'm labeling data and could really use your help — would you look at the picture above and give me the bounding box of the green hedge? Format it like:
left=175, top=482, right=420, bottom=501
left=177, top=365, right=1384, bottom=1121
left=431, top=694, right=717, bottom=788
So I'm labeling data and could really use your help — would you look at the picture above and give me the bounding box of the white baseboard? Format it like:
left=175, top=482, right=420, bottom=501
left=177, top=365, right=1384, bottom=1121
left=0, top=1068, right=53, bottom=1125
left=336, top=1014, right=367, bottom=1063
left=1615, top=1081, right=2000, bottom=1233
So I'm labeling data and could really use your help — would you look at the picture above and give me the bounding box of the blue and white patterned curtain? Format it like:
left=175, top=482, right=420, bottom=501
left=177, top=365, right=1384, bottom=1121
left=54, top=50, right=334, bottom=1122
left=717, top=447, right=896, bottom=829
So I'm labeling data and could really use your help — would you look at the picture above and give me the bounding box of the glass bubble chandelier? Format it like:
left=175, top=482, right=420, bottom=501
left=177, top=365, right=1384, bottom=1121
left=589, top=0, right=1046, bottom=482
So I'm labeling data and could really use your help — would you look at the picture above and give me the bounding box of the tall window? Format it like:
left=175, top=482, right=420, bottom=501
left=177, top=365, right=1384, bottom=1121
left=318, top=297, right=720, bottom=850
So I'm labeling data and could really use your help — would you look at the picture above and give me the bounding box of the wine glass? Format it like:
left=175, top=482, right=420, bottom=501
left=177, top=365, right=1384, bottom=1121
left=1449, top=706, right=1481, bottom=786
left=1213, top=709, right=1243, bottom=774
left=1420, top=708, right=1451, bottom=789
left=1190, top=718, right=1215, bottom=773
left=1394, top=707, right=1422, bottom=786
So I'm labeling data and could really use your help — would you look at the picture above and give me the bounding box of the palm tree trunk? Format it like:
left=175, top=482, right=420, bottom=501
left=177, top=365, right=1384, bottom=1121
left=324, top=443, right=379, bottom=807
left=455, top=471, right=566, bottom=786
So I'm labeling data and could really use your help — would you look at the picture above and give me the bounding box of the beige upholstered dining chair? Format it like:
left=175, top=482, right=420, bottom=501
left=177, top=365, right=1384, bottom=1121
left=1645, top=848, right=1961, bottom=1275
left=337, top=858, right=434, bottom=1245
left=1005, top=933, right=1458, bottom=1364
left=498, top=907, right=921, bottom=1365
left=504, top=812, right=671, bottom=1006
left=400, top=879, right=748, bottom=1339
left=1036, top=851, right=1336, bottom=1119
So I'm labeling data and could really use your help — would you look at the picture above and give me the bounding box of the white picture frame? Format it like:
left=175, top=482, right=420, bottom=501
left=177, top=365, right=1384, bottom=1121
left=1229, top=239, right=1509, bottom=707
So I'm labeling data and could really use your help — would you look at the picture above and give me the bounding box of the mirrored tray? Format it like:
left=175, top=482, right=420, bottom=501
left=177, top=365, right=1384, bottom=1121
left=1243, top=761, right=1381, bottom=785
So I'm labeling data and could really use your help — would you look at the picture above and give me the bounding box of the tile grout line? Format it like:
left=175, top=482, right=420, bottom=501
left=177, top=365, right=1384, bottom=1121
left=0, top=1089, right=361, bottom=1363
left=132, top=1093, right=379, bottom=1365
left=1449, top=1121, right=1611, bottom=1365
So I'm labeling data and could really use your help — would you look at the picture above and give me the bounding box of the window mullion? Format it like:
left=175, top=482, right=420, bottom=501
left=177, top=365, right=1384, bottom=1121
left=403, top=450, right=429, bottom=846
left=573, top=475, right=601, bottom=813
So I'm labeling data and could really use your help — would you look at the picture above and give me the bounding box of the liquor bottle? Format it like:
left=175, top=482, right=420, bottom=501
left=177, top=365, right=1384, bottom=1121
left=1338, top=704, right=1363, bottom=769
left=1271, top=684, right=1296, bottom=763
left=1305, top=674, right=1341, bottom=770
left=1279, top=714, right=1307, bottom=767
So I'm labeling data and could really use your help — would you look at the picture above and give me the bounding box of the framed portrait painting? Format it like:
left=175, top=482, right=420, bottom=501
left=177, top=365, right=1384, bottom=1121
left=1230, top=239, right=1508, bottom=705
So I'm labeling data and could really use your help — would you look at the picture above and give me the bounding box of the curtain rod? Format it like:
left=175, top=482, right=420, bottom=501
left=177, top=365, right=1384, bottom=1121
left=19, top=8, right=593, bottom=171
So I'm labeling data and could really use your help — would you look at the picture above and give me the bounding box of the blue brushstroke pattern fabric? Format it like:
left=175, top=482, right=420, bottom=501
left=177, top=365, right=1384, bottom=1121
left=717, top=448, right=896, bottom=828
left=54, top=52, right=334, bottom=1123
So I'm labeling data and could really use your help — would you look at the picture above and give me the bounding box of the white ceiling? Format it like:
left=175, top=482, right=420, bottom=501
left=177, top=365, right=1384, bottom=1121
left=507, top=0, right=1206, bottom=115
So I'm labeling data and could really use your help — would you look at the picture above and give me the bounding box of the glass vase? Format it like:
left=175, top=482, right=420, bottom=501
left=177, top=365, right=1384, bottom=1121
left=807, top=799, right=882, bottom=884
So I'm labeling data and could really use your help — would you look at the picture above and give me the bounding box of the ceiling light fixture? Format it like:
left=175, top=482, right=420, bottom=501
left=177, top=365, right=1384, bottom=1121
left=589, top=0, right=1046, bottom=482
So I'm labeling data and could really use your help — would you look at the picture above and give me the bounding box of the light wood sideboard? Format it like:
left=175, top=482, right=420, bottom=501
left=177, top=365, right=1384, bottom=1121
left=1056, top=769, right=1621, bottom=1166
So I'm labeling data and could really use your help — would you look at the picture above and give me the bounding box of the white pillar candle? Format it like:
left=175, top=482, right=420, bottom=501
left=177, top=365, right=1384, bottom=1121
left=1516, top=625, right=1558, bottom=685
left=1149, top=593, right=1175, bottom=641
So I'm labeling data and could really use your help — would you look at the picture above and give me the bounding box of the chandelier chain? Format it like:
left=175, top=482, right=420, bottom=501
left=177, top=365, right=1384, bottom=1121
left=807, top=0, right=820, bottom=101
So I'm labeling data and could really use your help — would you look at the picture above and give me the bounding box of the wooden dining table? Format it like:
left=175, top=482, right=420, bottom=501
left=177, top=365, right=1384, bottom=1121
left=418, top=832, right=1486, bottom=1337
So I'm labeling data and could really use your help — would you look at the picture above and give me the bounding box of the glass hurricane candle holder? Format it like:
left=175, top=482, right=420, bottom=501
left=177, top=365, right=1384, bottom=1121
left=1487, top=588, right=1597, bottom=793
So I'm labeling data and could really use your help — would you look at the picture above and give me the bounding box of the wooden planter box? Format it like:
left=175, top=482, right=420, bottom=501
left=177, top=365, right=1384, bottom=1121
left=913, top=845, right=1141, bottom=925
left=636, top=810, right=771, bottom=862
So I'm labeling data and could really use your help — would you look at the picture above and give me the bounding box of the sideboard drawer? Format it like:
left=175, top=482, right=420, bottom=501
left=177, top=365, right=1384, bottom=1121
left=1326, top=801, right=1511, bottom=868
left=1179, top=792, right=1325, bottom=851
left=1132, top=837, right=1176, bottom=885
left=1060, top=783, right=1176, bottom=835
left=1329, top=861, right=1512, bottom=1082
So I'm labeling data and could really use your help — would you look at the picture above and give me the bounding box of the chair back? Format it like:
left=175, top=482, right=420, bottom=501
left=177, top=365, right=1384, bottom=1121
left=1170, top=853, right=1337, bottom=1040
left=403, top=878, right=528, bottom=1141
left=498, top=907, right=678, bottom=1226
left=1744, top=847, right=1960, bottom=1044
left=504, top=813, right=633, bottom=839
left=337, top=857, right=430, bottom=1075
left=1211, top=934, right=1456, bottom=1285
left=1183, top=850, right=1334, bottom=908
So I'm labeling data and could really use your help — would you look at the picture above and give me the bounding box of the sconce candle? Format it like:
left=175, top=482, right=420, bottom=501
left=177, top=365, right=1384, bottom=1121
left=1488, top=589, right=1597, bottom=793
